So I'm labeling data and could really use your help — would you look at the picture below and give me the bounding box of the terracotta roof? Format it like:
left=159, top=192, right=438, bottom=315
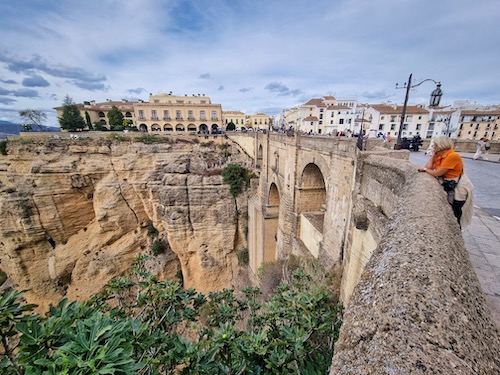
left=323, top=96, right=336, bottom=100
left=303, top=116, right=319, bottom=121
left=59, top=101, right=136, bottom=111
left=303, top=98, right=326, bottom=107
left=370, top=104, right=429, bottom=115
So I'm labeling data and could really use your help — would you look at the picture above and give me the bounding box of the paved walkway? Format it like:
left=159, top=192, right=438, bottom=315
left=458, top=152, right=500, bottom=328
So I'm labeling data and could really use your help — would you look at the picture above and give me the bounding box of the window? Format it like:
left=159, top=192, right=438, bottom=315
left=330, top=120, right=333, bottom=124
left=418, top=116, right=422, bottom=120
left=378, top=124, right=384, bottom=130
left=405, top=115, right=413, bottom=121
left=139, top=110, right=144, bottom=119
left=319, top=108, right=324, bottom=113
left=339, top=119, right=344, bottom=124
left=310, top=122, right=313, bottom=126
left=416, top=124, right=421, bottom=130
left=163, top=110, right=170, bottom=119
left=402, top=124, right=408, bottom=130
left=98, top=111, right=105, bottom=118
left=391, top=115, right=396, bottom=122
left=176, top=110, right=182, bottom=120
left=319, top=121, right=322, bottom=125
left=391, top=124, right=396, bottom=130
left=331, top=112, right=334, bottom=117
left=151, top=110, right=157, bottom=119
left=200, top=111, right=206, bottom=120
left=381, top=116, right=385, bottom=120
left=188, top=110, right=194, bottom=120
left=319, top=114, right=323, bottom=119
left=212, top=111, right=217, bottom=120
left=459, top=124, right=463, bottom=130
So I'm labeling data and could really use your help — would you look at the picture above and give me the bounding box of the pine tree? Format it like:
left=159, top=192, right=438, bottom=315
left=58, top=95, right=85, bottom=131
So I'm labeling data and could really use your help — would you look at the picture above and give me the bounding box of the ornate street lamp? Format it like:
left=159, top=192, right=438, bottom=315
left=394, top=74, right=443, bottom=149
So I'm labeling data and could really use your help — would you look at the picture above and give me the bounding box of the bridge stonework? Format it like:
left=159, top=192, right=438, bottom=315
left=228, top=133, right=500, bottom=374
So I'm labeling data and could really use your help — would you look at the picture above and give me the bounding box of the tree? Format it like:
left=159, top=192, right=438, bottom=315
left=58, top=95, right=85, bottom=131
left=107, top=105, right=124, bottom=127
left=226, top=121, right=236, bottom=131
left=18, top=110, right=47, bottom=132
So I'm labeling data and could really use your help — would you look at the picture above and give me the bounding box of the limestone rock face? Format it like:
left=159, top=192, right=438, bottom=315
left=0, top=139, right=247, bottom=309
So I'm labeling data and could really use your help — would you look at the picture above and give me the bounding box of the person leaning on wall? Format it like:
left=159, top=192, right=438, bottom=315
left=417, top=136, right=474, bottom=228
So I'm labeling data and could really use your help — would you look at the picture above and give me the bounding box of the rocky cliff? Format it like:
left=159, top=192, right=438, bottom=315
left=0, top=137, right=248, bottom=309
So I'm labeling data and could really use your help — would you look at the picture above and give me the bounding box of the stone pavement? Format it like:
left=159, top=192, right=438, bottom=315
left=459, top=152, right=500, bottom=328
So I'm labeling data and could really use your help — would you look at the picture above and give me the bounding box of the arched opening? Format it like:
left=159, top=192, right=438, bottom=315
left=99, top=119, right=107, bottom=125
left=199, top=124, right=208, bottom=134
left=297, top=163, right=326, bottom=258
left=187, top=124, right=197, bottom=132
left=139, top=123, right=148, bottom=132
left=264, top=183, right=280, bottom=262
left=164, top=124, right=173, bottom=131
left=151, top=123, right=161, bottom=131
left=211, top=124, right=219, bottom=134
left=176, top=124, right=185, bottom=132
left=98, top=111, right=105, bottom=118
left=125, top=112, right=132, bottom=118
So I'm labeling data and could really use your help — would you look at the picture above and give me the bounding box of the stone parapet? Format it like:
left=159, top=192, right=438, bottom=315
left=331, top=154, right=500, bottom=374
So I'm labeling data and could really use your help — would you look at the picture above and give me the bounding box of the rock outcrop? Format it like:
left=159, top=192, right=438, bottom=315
left=0, top=137, right=248, bottom=309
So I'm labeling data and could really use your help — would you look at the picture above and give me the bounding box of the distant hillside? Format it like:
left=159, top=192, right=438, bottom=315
left=0, top=121, right=60, bottom=137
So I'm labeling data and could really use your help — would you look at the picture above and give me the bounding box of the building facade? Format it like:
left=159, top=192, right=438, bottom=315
left=134, top=93, right=223, bottom=133
left=455, top=110, right=500, bottom=140
left=55, top=93, right=226, bottom=134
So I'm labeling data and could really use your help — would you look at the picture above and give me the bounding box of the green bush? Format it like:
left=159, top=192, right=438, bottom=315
left=147, top=222, right=158, bottom=237
left=236, top=247, right=249, bottom=266
left=221, top=163, right=252, bottom=197
left=0, top=140, right=7, bottom=155
left=1, top=256, right=343, bottom=374
left=151, top=240, right=165, bottom=255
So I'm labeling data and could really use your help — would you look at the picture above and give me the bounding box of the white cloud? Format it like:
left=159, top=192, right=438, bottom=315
left=0, top=0, right=499, bottom=126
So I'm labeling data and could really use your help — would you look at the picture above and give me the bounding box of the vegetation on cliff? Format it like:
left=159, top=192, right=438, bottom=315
left=222, top=163, right=254, bottom=197
left=1, top=255, right=342, bottom=374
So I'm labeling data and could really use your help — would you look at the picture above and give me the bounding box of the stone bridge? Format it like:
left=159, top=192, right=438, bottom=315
left=228, top=132, right=500, bottom=374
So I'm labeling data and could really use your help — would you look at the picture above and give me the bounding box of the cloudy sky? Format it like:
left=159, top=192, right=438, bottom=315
left=0, top=0, right=498, bottom=126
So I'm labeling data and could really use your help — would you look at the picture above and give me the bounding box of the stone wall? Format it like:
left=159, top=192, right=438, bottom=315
left=0, top=138, right=249, bottom=309
left=331, top=153, right=500, bottom=374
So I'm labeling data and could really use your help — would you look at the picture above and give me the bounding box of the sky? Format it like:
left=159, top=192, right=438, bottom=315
left=0, top=0, right=499, bottom=127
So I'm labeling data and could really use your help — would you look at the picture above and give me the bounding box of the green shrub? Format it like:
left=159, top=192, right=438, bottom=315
left=236, top=247, right=249, bottom=266
left=0, top=140, right=7, bottom=155
left=147, top=222, right=158, bottom=237
left=221, top=163, right=252, bottom=197
left=151, top=240, right=165, bottom=255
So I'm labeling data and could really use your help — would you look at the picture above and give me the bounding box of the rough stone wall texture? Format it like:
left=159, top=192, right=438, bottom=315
left=0, top=138, right=248, bottom=310
left=331, top=155, right=500, bottom=374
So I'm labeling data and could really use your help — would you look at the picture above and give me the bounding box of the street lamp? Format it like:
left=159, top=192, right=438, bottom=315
left=394, top=74, right=443, bottom=149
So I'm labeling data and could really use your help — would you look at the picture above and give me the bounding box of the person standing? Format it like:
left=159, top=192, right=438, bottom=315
left=483, top=138, right=491, bottom=160
left=418, top=136, right=473, bottom=227
left=473, top=138, right=486, bottom=160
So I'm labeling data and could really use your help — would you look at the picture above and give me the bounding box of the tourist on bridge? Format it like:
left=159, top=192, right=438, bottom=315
left=418, top=136, right=474, bottom=228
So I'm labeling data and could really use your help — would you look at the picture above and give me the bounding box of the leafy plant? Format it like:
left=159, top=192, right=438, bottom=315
left=151, top=240, right=165, bottom=256
left=221, top=163, right=253, bottom=197
left=1, top=255, right=343, bottom=374
left=0, top=140, right=7, bottom=155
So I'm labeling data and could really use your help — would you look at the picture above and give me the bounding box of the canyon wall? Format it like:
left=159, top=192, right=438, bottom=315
left=0, top=137, right=248, bottom=309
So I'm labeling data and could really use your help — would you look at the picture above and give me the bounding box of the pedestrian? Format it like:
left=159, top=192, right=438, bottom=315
left=483, top=138, right=491, bottom=160
left=386, top=133, right=392, bottom=142
left=418, top=136, right=473, bottom=227
left=473, top=138, right=486, bottom=160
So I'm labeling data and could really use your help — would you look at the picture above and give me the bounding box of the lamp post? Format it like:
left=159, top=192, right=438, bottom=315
left=394, top=74, right=443, bottom=149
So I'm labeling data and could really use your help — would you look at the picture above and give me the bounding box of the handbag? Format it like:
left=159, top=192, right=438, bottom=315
left=442, top=179, right=458, bottom=192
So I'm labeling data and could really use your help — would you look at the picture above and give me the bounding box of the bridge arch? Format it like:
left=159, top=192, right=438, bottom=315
left=296, top=162, right=327, bottom=258
left=263, top=182, right=280, bottom=262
